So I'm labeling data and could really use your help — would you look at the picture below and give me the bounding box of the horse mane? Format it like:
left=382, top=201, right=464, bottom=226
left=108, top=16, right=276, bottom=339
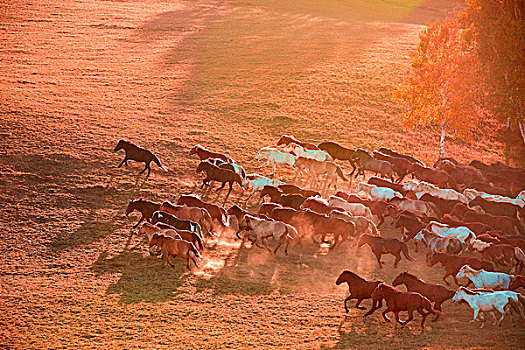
left=341, top=270, right=366, bottom=282
left=458, top=287, right=481, bottom=295
left=400, top=272, right=424, bottom=283
left=305, top=196, right=329, bottom=206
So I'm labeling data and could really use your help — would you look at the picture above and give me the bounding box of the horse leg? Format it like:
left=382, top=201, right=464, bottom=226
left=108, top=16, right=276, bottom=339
left=224, top=182, right=234, bottom=201
left=395, top=310, right=405, bottom=326
left=354, top=299, right=366, bottom=310
left=442, top=273, right=451, bottom=286
left=496, top=307, right=506, bottom=327
left=382, top=308, right=392, bottom=322
left=133, top=216, right=145, bottom=228
left=374, top=251, right=383, bottom=268
left=273, top=235, right=285, bottom=255
left=343, top=296, right=353, bottom=313
left=138, top=163, right=148, bottom=175
left=469, top=308, right=480, bottom=326
left=393, top=253, right=401, bottom=268
left=432, top=302, right=442, bottom=321
left=364, top=299, right=382, bottom=317
left=216, top=182, right=226, bottom=191
left=117, top=158, right=127, bottom=168
left=418, top=309, right=429, bottom=329
left=255, top=161, right=270, bottom=169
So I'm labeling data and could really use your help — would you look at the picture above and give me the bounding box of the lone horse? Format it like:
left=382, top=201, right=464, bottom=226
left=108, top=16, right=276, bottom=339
left=114, top=140, right=167, bottom=178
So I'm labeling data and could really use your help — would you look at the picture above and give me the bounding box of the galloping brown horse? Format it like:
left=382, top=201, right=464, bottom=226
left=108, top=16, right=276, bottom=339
left=427, top=252, right=495, bottom=285
left=364, top=283, right=439, bottom=329
left=317, top=141, right=358, bottom=174
left=277, top=135, right=319, bottom=150
left=392, top=272, right=454, bottom=318
left=358, top=234, right=414, bottom=268
left=351, top=149, right=396, bottom=181
left=114, top=140, right=167, bottom=178
left=125, top=198, right=161, bottom=228
left=177, top=194, right=229, bottom=228
left=335, top=270, right=383, bottom=312
left=149, top=233, right=201, bottom=269
left=189, top=144, right=234, bottom=163
left=196, top=161, right=243, bottom=200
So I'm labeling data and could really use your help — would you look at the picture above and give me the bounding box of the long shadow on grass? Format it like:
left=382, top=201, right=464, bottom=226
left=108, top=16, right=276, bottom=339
left=91, top=250, right=190, bottom=303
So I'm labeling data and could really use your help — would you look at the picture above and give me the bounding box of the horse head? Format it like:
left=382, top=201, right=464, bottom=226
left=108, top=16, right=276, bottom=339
left=392, top=272, right=408, bottom=286
left=114, top=139, right=127, bottom=152
left=335, top=270, right=352, bottom=285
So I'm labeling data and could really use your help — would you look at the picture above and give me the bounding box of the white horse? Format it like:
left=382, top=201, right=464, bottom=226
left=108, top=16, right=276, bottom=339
left=242, top=173, right=284, bottom=200
left=255, top=147, right=297, bottom=177
left=327, top=196, right=376, bottom=223
left=236, top=214, right=301, bottom=255
left=389, top=198, right=440, bottom=218
left=480, top=193, right=525, bottom=208
left=427, top=221, right=476, bottom=243
left=355, top=182, right=402, bottom=201
left=456, top=265, right=513, bottom=290
left=404, top=180, right=468, bottom=203
left=452, top=287, right=525, bottom=328
left=413, top=229, right=463, bottom=255
left=283, top=142, right=333, bottom=162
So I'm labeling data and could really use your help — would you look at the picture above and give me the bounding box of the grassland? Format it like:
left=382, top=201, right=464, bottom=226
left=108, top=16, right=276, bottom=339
left=0, top=0, right=522, bottom=349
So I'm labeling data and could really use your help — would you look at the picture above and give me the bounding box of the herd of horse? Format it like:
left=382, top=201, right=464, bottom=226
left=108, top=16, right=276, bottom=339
left=114, top=135, right=525, bottom=329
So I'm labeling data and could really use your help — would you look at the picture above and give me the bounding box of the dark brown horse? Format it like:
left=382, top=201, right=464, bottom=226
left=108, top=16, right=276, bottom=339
left=150, top=211, right=202, bottom=236
left=364, top=283, right=439, bottom=329
left=196, top=161, right=243, bottom=200
left=189, top=144, right=234, bottom=163
left=427, top=252, right=495, bottom=285
left=357, top=234, right=414, bottom=268
left=114, top=140, right=167, bottom=178
left=125, top=198, right=161, bottom=228
left=177, top=194, right=229, bottom=228
left=278, top=183, right=320, bottom=198
left=393, top=214, right=427, bottom=241
left=318, top=141, right=358, bottom=174
left=392, top=272, right=454, bottom=318
left=277, top=135, right=319, bottom=150
left=509, top=275, right=525, bottom=291
left=335, top=270, right=383, bottom=312
left=260, top=185, right=307, bottom=209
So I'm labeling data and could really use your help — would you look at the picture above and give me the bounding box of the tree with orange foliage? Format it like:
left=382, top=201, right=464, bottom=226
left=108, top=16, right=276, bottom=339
left=458, top=0, right=525, bottom=161
left=393, top=17, right=479, bottom=158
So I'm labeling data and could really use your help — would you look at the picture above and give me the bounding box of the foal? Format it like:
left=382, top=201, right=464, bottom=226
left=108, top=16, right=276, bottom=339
left=114, top=140, right=167, bottom=178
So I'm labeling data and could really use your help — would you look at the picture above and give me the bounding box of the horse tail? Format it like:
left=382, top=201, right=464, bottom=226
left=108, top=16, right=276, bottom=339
left=194, top=232, right=204, bottom=251
left=514, top=247, right=525, bottom=272
left=508, top=297, right=525, bottom=321
left=517, top=294, right=525, bottom=319
left=189, top=242, right=202, bottom=259
left=219, top=207, right=230, bottom=227
left=401, top=242, right=414, bottom=261
left=369, top=221, right=378, bottom=236
left=336, top=165, right=348, bottom=182
left=152, top=154, right=168, bottom=171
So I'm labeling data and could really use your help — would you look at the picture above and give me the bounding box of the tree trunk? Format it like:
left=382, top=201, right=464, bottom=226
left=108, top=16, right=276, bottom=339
left=439, top=121, right=446, bottom=159
left=505, top=117, right=512, bottom=165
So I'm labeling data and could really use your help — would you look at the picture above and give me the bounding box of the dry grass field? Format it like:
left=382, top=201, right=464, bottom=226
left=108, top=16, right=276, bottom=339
left=1, top=0, right=523, bottom=349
